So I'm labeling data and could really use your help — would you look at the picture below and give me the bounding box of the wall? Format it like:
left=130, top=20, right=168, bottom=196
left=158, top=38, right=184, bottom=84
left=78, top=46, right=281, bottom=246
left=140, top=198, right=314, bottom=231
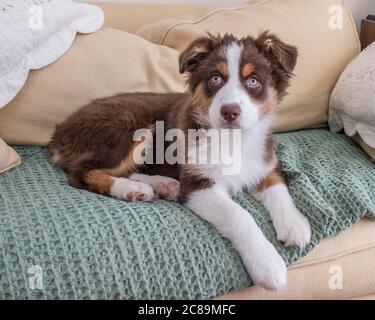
left=346, top=0, right=373, bottom=31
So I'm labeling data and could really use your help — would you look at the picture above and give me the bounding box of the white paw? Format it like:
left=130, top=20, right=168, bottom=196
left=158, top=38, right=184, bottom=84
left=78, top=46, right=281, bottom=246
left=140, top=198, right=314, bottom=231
left=245, top=241, right=287, bottom=292
left=275, top=208, right=311, bottom=249
left=111, top=178, right=154, bottom=202
left=151, top=176, right=180, bottom=201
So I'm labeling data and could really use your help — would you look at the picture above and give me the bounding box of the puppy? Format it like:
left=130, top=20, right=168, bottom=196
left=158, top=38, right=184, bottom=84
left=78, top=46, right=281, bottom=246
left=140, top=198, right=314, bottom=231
left=48, top=32, right=312, bottom=291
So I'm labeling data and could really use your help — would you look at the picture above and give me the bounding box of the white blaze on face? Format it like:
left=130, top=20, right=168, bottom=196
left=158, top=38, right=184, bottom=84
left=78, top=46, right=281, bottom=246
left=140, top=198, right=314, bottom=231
left=209, top=42, right=260, bottom=130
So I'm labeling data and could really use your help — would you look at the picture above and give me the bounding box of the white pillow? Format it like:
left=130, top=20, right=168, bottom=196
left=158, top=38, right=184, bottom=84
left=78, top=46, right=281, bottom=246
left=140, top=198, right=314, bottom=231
left=0, top=0, right=104, bottom=108
left=329, top=42, right=375, bottom=148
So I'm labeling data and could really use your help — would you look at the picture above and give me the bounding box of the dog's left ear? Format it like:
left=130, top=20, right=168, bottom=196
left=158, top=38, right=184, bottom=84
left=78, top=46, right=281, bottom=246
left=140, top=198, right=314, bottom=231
left=256, top=31, right=298, bottom=74
left=179, top=36, right=213, bottom=74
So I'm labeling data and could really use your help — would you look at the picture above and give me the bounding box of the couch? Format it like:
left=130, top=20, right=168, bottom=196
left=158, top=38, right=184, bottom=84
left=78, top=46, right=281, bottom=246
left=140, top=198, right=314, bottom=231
left=0, top=0, right=374, bottom=300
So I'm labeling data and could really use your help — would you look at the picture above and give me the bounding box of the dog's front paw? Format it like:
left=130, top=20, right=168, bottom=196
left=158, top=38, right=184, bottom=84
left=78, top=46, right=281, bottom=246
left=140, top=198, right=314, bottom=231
left=276, top=208, right=311, bottom=249
left=245, top=242, right=287, bottom=292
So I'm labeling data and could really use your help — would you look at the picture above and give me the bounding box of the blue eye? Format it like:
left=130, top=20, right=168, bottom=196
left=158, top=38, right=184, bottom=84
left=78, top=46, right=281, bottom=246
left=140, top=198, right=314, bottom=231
left=246, top=77, right=259, bottom=87
left=210, top=75, right=223, bottom=86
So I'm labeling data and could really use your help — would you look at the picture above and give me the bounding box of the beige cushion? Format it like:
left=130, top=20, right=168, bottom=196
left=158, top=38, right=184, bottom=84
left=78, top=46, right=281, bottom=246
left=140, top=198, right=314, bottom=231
left=0, top=29, right=185, bottom=145
left=354, top=135, right=375, bottom=161
left=0, top=139, right=21, bottom=173
left=351, top=294, right=375, bottom=300
left=95, top=2, right=218, bottom=34
left=217, top=219, right=375, bottom=300
left=136, top=0, right=360, bottom=132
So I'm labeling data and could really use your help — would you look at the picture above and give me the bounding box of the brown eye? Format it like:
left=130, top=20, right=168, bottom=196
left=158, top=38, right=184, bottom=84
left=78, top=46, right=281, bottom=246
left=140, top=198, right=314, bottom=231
left=246, top=77, right=259, bottom=88
left=210, top=74, right=223, bottom=86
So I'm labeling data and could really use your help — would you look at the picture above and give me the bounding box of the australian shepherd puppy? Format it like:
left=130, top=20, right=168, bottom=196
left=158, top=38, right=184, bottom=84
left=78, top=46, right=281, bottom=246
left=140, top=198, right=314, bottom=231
left=48, top=32, right=311, bottom=291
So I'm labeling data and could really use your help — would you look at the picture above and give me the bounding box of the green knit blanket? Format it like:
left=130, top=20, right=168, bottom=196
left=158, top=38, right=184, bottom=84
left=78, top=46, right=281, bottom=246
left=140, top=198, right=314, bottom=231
left=0, top=129, right=374, bottom=299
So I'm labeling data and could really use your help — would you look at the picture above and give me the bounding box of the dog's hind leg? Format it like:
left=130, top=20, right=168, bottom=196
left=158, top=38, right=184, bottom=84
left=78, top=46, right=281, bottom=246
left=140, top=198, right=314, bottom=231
left=76, top=169, right=155, bottom=202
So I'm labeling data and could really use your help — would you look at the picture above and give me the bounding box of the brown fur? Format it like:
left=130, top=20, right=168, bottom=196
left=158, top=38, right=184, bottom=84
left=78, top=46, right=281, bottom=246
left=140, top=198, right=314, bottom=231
left=178, top=165, right=215, bottom=203
left=241, top=63, right=254, bottom=78
left=259, top=87, right=278, bottom=117
left=217, top=62, right=229, bottom=77
left=256, top=168, right=285, bottom=192
left=48, top=32, right=297, bottom=202
left=192, top=83, right=213, bottom=116
left=264, top=134, right=277, bottom=164
left=84, top=170, right=114, bottom=195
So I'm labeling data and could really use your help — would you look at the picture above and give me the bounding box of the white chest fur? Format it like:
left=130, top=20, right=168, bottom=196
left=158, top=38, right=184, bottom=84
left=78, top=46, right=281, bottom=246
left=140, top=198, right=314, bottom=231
left=193, top=116, right=274, bottom=194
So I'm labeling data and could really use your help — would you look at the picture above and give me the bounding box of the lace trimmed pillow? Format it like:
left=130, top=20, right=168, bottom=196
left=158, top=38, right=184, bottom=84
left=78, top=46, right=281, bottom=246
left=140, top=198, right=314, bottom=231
left=329, top=42, right=375, bottom=149
left=0, top=0, right=104, bottom=108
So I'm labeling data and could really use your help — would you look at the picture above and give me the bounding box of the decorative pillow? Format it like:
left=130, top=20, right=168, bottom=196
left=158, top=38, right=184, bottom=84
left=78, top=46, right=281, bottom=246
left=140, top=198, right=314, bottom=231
left=0, top=139, right=21, bottom=173
left=329, top=42, right=375, bottom=150
left=0, top=0, right=104, bottom=109
left=0, top=29, right=185, bottom=145
left=136, top=0, right=360, bottom=132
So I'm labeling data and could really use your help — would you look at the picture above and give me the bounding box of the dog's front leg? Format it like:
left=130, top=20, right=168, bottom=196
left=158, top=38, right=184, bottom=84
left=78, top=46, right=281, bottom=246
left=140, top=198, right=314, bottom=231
left=185, top=185, right=287, bottom=291
left=255, top=170, right=311, bottom=249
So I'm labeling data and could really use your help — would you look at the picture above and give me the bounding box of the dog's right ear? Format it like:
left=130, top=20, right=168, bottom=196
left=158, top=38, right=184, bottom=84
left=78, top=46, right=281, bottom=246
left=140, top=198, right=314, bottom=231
left=179, top=36, right=213, bottom=74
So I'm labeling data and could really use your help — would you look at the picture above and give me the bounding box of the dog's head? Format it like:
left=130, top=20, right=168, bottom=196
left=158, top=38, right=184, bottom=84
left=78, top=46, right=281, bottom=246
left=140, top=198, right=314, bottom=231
left=179, top=32, right=298, bottom=130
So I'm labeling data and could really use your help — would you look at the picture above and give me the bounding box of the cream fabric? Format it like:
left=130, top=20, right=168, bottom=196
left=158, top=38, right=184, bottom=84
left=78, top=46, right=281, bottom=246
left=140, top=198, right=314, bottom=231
left=351, top=294, right=375, bottom=300
left=95, top=2, right=217, bottom=33
left=0, top=29, right=185, bottom=145
left=354, top=135, right=375, bottom=161
left=217, top=219, right=375, bottom=300
left=0, top=0, right=104, bottom=109
left=136, top=0, right=360, bottom=132
left=329, top=42, right=375, bottom=148
left=0, top=139, right=21, bottom=173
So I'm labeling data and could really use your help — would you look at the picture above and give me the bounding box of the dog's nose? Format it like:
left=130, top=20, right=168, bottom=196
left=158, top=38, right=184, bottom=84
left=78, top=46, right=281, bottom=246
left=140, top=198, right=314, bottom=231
left=220, top=104, right=241, bottom=123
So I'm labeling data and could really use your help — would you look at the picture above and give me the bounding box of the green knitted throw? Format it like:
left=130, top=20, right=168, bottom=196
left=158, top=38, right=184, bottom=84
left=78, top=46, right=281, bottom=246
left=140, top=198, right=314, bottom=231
left=0, top=129, right=374, bottom=299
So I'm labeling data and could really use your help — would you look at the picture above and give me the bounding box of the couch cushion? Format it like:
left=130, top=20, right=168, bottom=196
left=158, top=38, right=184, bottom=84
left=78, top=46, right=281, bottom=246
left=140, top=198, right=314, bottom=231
left=354, top=135, right=375, bottom=161
left=0, top=29, right=185, bottom=145
left=136, top=0, right=360, bottom=132
left=0, top=129, right=374, bottom=299
left=218, top=219, right=375, bottom=299
left=0, top=138, right=21, bottom=174
left=95, top=2, right=219, bottom=33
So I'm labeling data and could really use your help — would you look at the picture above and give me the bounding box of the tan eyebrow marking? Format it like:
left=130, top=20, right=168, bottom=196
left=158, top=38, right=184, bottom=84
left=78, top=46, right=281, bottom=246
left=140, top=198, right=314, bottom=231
left=241, top=63, right=254, bottom=78
left=217, top=62, right=229, bottom=77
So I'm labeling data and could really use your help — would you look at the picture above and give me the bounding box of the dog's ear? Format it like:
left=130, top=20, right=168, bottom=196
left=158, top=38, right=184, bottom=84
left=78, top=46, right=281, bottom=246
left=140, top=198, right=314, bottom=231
left=256, top=31, right=298, bottom=74
left=179, top=36, right=213, bottom=74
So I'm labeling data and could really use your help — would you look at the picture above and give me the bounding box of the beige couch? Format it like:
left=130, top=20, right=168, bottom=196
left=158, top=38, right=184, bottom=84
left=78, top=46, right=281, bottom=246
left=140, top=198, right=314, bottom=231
left=1, top=1, right=374, bottom=300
